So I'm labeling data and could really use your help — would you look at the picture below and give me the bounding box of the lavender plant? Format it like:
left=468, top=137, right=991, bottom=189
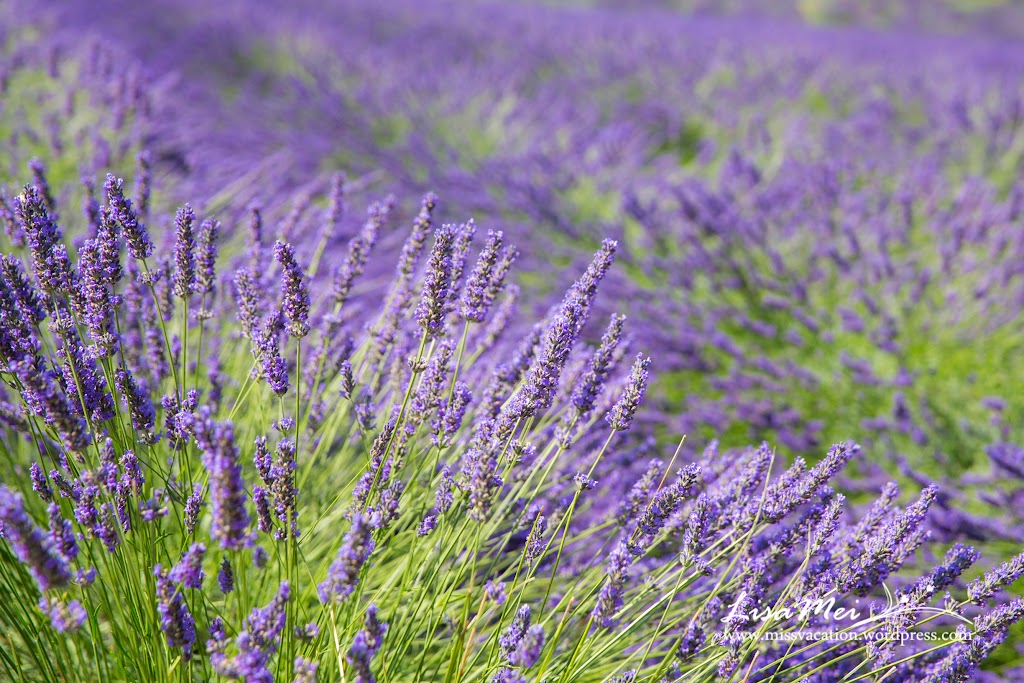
left=0, top=164, right=1022, bottom=683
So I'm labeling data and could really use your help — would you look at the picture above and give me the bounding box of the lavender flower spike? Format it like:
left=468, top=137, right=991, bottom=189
left=114, top=365, right=156, bottom=433
left=154, top=565, right=197, bottom=659
left=275, top=241, right=311, bottom=338
left=416, top=225, right=457, bottom=338
left=193, top=409, right=251, bottom=551
left=348, top=604, right=387, bottom=683
left=104, top=174, right=153, bottom=260
left=574, top=314, right=625, bottom=418
left=318, top=512, right=375, bottom=604
left=460, top=229, right=504, bottom=323
left=173, top=204, right=197, bottom=299
left=0, top=487, right=72, bottom=591
left=606, top=354, right=651, bottom=432
left=168, top=543, right=206, bottom=589
left=195, top=218, right=220, bottom=297
left=331, top=200, right=384, bottom=309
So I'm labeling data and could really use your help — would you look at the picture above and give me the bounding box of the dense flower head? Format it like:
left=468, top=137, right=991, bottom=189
left=606, top=353, right=651, bottom=432
left=0, top=487, right=72, bottom=591
left=173, top=204, right=197, bottom=299
left=274, top=240, right=310, bottom=338
left=193, top=408, right=251, bottom=551
left=169, top=543, right=206, bottom=589
left=459, top=229, right=505, bottom=323
left=348, top=603, right=387, bottom=683
left=195, top=217, right=220, bottom=297
left=154, top=565, right=197, bottom=658
left=318, top=512, right=375, bottom=604
left=104, top=174, right=153, bottom=260
left=415, top=224, right=457, bottom=338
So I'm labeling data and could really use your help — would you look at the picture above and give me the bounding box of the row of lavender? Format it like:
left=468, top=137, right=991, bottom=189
left=2, top=148, right=1024, bottom=681
left=1, top=0, right=1023, bottom=679
left=29, top=0, right=1022, bottom=543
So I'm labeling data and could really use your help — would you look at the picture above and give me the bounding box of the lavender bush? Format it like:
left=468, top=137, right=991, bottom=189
left=0, top=161, right=1022, bottom=681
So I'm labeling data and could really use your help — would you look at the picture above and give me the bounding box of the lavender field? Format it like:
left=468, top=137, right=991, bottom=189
left=1, top=0, right=1024, bottom=681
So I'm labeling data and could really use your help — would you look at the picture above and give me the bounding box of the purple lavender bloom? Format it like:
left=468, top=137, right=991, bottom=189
left=462, top=449, right=503, bottom=523
left=509, top=625, right=544, bottom=668
left=460, top=229, right=504, bottom=323
left=253, top=546, right=269, bottom=569
left=433, top=381, right=471, bottom=448
left=154, top=565, right=197, bottom=658
left=417, top=514, right=437, bottom=536
left=153, top=257, right=175, bottom=322
left=968, top=550, right=1024, bottom=604
left=253, top=485, right=274, bottom=534
left=572, top=314, right=625, bottom=419
left=926, top=599, right=1024, bottom=683
left=347, top=604, right=387, bottom=683
left=269, top=437, right=298, bottom=538
left=169, top=543, right=206, bottom=589
left=184, top=484, right=203, bottom=535
left=415, top=224, right=457, bottom=338
left=59, top=335, right=116, bottom=423
left=569, top=239, right=617, bottom=330
left=93, top=207, right=123, bottom=286
left=195, top=217, right=220, bottom=297
left=372, top=193, right=437, bottom=351
left=606, top=354, right=651, bottom=432
left=30, top=463, right=52, bottom=502
left=615, top=459, right=662, bottom=527
left=318, top=512, right=375, bottom=604
left=39, top=596, right=87, bottom=633
left=254, top=436, right=272, bottom=484
left=173, top=204, right=197, bottom=299
left=193, top=409, right=251, bottom=551
left=104, top=174, right=153, bottom=259
left=339, top=360, right=355, bottom=399
left=294, top=622, right=320, bottom=641
left=499, top=605, right=531, bottom=661
left=293, top=658, right=318, bottom=683
left=626, top=468, right=699, bottom=557
left=212, top=582, right=290, bottom=681
left=0, top=487, right=72, bottom=591
left=524, top=513, right=547, bottom=566
left=592, top=546, right=630, bottom=628
left=332, top=199, right=384, bottom=309
left=114, top=365, right=156, bottom=433
left=436, top=465, right=454, bottom=514
left=837, top=484, right=939, bottom=596
left=77, top=240, right=121, bottom=356
left=485, top=580, right=508, bottom=606
left=234, top=267, right=263, bottom=339
left=0, top=191, right=24, bottom=246
left=445, top=220, right=476, bottom=312
left=218, top=557, right=235, bottom=594
left=0, top=255, right=46, bottom=326
left=28, top=159, right=55, bottom=215
left=574, top=473, right=597, bottom=491
left=15, top=185, right=63, bottom=292
left=484, top=246, right=518, bottom=315
left=12, top=356, right=90, bottom=452
left=134, top=150, right=151, bottom=221
left=275, top=240, right=310, bottom=338
left=81, top=177, right=101, bottom=239
left=521, top=298, right=586, bottom=417
left=255, top=312, right=289, bottom=396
